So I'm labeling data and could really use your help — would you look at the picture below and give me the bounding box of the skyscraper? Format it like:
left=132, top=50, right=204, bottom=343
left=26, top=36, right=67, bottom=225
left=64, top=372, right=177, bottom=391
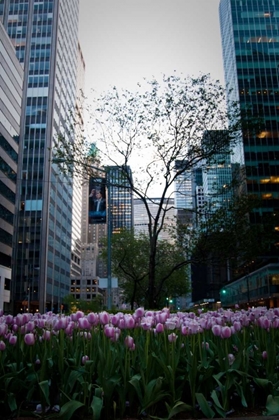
left=219, top=0, right=279, bottom=226
left=0, top=21, right=23, bottom=312
left=0, top=0, right=80, bottom=313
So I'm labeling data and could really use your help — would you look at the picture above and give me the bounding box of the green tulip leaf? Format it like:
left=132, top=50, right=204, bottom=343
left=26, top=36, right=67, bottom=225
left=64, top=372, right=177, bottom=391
left=91, top=395, right=103, bottom=420
left=39, top=379, right=50, bottom=406
left=8, top=393, right=17, bottom=412
left=265, top=395, right=279, bottom=416
left=166, top=401, right=193, bottom=419
left=211, top=389, right=225, bottom=413
left=55, top=400, right=84, bottom=420
left=234, top=380, right=248, bottom=408
left=196, top=393, right=215, bottom=418
left=254, top=377, right=271, bottom=389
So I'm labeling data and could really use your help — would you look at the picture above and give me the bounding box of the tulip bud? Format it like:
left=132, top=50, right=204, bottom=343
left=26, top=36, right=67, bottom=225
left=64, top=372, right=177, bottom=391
left=221, top=326, right=232, bottom=339
left=99, top=311, right=110, bottom=325
left=87, top=312, right=98, bottom=325
left=124, top=315, right=135, bottom=329
left=9, top=335, right=17, bottom=345
left=134, top=307, right=145, bottom=318
left=124, top=335, right=134, bottom=349
left=155, top=323, right=164, bottom=333
left=212, top=325, right=222, bottom=336
left=24, top=333, right=35, bottom=346
left=262, top=351, right=268, bottom=360
left=168, top=333, right=177, bottom=343
left=82, top=355, right=89, bottom=364
left=228, top=353, right=235, bottom=366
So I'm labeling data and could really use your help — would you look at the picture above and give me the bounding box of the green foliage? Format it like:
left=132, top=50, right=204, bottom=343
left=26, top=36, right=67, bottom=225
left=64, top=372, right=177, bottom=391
left=101, top=229, right=190, bottom=308
left=63, top=294, right=103, bottom=314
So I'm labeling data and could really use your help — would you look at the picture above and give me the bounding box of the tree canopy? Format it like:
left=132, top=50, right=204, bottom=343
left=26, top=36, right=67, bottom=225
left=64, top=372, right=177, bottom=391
left=54, top=73, right=260, bottom=308
left=101, top=229, right=190, bottom=309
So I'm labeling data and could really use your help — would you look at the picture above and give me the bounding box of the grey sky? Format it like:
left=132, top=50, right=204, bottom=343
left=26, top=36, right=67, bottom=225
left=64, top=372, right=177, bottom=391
left=78, top=0, right=224, bottom=95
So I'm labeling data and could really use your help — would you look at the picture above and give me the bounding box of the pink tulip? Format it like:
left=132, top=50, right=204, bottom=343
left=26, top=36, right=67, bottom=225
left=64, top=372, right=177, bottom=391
left=22, top=313, right=30, bottom=324
left=99, top=311, right=110, bottom=325
left=26, top=321, right=35, bottom=332
left=157, top=311, right=168, bottom=324
left=165, top=319, right=176, bottom=330
left=212, top=324, right=222, bottom=336
left=262, top=351, right=268, bottom=360
left=42, top=330, right=51, bottom=341
left=0, top=323, right=7, bottom=336
left=110, top=328, right=121, bottom=342
left=233, top=321, right=242, bottom=332
left=0, top=340, right=6, bottom=351
left=228, top=354, right=235, bottom=366
left=56, top=317, right=68, bottom=330
left=168, top=333, right=177, bottom=343
left=82, top=355, right=89, bottom=364
left=104, top=326, right=115, bottom=339
left=181, top=325, right=189, bottom=335
left=202, top=341, right=209, bottom=350
left=75, top=311, right=84, bottom=320
left=12, top=324, right=18, bottom=332
left=155, top=323, right=164, bottom=333
left=15, top=314, right=24, bottom=326
left=221, top=326, right=231, bottom=339
left=87, top=312, right=99, bottom=325
left=78, top=317, right=90, bottom=329
left=134, top=307, right=145, bottom=318
left=118, top=318, right=125, bottom=329
left=5, top=315, right=14, bottom=325
left=124, top=335, right=134, bottom=349
left=258, top=316, right=271, bottom=330
left=110, top=314, right=119, bottom=326
left=24, top=333, right=35, bottom=346
left=124, top=315, right=135, bottom=329
left=9, top=335, right=17, bottom=345
left=272, top=318, right=279, bottom=328
left=141, top=320, right=152, bottom=330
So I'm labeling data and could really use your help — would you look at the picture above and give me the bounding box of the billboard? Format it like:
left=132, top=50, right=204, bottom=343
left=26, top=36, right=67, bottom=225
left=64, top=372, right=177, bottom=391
left=88, top=177, right=107, bottom=224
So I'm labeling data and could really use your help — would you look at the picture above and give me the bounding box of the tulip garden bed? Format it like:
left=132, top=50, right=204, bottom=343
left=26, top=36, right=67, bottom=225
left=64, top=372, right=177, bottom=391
left=1, top=307, right=279, bottom=420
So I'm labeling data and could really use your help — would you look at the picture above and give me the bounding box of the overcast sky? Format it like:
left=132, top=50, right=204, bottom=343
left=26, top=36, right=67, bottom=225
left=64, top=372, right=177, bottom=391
left=78, top=0, right=225, bottom=96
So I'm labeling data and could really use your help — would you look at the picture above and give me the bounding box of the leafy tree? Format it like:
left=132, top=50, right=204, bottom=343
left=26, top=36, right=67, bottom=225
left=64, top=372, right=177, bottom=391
left=54, top=73, right=259, bottom=309
left=62, top=294, right=103, bottom=314
left=101, top=229, right=190, bottom=309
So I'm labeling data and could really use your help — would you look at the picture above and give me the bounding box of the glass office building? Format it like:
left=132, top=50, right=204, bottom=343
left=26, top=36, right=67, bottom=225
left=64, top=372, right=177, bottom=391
left=219, top=0, right=279, bottom=223
left=0, top=0, right=80, bottom=313
left=0, top=21, right=23, bottom=312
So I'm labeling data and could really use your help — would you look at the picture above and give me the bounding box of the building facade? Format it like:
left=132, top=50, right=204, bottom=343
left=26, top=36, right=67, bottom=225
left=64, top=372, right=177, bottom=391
left=0, top=21, right=23, bottom=312
left=220, top=0, right=279, bottom=226
left=134, top=197, right=175, bottom=241
left=71, top=166, right=134, bottom=308
left=0, top=0, right=80, bottom=313
left=218, top=0, right=279, bottom=307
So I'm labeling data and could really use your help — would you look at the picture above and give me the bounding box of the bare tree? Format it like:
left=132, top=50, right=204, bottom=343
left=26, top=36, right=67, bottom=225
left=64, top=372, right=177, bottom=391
left=54, top=73, right=249, bottom=309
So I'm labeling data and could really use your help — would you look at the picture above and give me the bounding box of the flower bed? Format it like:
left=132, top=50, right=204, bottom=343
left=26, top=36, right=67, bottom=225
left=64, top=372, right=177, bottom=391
left=0, top=307, right=279, bottom=419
